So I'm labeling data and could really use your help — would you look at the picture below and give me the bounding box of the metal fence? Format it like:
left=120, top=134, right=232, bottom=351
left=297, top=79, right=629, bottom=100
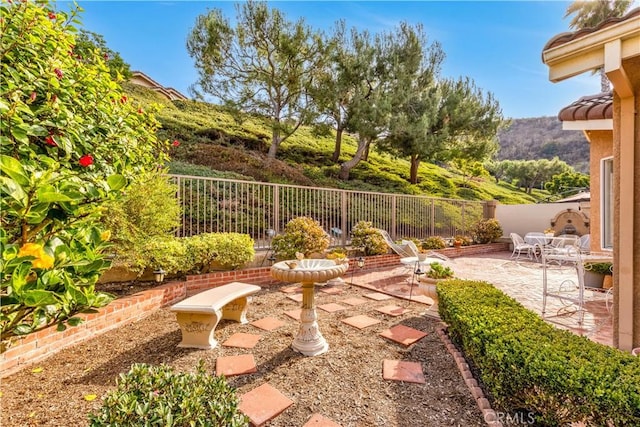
left=170, top=174, right=487, bottom=248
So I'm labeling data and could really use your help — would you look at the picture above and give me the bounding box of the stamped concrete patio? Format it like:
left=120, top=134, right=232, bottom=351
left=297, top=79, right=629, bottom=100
left=352, top=251, right=613, bottom=347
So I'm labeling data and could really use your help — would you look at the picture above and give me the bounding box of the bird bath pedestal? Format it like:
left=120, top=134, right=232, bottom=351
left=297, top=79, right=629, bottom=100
left=271, top=259, right=349, bottom=356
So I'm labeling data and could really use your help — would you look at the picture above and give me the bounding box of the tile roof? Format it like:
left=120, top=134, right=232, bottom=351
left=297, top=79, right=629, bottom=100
left=543, top=7, right=640, bottom=51
left=558, top=92, right=613, bottom=122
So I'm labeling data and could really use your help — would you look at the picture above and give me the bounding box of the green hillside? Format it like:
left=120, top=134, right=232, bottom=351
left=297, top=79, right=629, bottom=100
left=124, top=83, right=543, bottom=204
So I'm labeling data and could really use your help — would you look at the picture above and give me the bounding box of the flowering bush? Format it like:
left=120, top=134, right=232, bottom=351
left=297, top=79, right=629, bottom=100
left=0, top=1, right=170, bottom=343
left=271, top=217, right=329, bottom=259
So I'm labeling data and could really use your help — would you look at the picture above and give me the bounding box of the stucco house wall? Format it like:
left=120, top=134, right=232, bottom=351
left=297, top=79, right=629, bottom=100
left=585, top=130, right=612, bottom=251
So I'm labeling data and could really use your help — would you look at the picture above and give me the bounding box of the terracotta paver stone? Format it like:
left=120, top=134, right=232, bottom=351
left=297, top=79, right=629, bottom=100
left=215, top=354, right=257, bottom=377
left=280, top=285, right=302, bottom=294
left=284, top=309, right=302, bottom=321
left=341, top=315, right=381, bottom=329
left=364, top=292, right=393, bottom=301
left=287, top=293, right=304, bottom=302
left=239, top=383, right=294, bottom=426
left=318, top=303, right=347, bottom=313
left=222, top=332, right=262, bottom=349
left=382, top=359, right=426, bottom=384
left=320, top=287, right=343, bottom=295
left=380, top=324, right=428, bottom=346
left=341, top=297, right=367, bottom=306
left=375, top=305, right=411, bottom=317
left=251, top=316, right=286, bottom=331
left=303, top=413, right=343, bottom=427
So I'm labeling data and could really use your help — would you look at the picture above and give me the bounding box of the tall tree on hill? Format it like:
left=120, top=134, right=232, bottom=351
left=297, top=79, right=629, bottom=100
left=186, top=1, right=327, bottom=159
left=502, top=157, right=573, bottom=194
left=564, top=0, right=632, bottom=92
left=381, top=75, right=504, bottom=185
left=311, top=22, right=376, bottom=163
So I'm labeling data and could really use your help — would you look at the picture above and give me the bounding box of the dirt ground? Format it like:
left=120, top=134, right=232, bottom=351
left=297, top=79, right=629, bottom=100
left=1, top=281, right=484, bottom=427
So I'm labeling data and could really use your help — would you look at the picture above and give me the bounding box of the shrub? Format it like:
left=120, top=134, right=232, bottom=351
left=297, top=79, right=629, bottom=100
left=1, top=1, right=169, bottom=341
left=350, top=221, right=388, bottom=256
left=271, top=217, right=329, bottom=259
left=471, top=218, right=503, bottom=243
left=426, top=262, right=454, bottom=279
left=421, top=236, right=446, bottom=250
left=438, top=279, right=640, bottom=426
left=102, top=172, right=181, bottom=269
left=204, top=233, right=255, bottom=270
left=584, top=262, right=612, bottom=275
left=454, top=235, right=473, bottom=246
left=88, top=361, right=248, bottom=426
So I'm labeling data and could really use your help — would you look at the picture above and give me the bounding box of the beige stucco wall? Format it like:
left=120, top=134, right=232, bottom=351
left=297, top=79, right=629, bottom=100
left=612, top=55, right=640, bottom=350
left=584, top=130, right=612, bottom=251
left=495, top=203, right=582, bottom=238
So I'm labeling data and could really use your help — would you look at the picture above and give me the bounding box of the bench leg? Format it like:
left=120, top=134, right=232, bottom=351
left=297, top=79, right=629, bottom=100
left=175, top=310, right=221, bottom=349
left=222, top=296, right=252, bottom=323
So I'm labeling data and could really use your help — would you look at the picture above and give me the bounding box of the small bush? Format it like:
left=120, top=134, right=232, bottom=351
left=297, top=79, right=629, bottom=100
left=426, top=262, right=454, bottom=279
left=88, top=360, right=248, bottom=426
left=350, top=221, right=388, bottom=256
left=454, top=235, right=473, bottom=246
left=471, top=218, right=503, bottom=243
left=421, top=236, right=446, bottom=250
left=584, top=262, right=612, bottom=275
left=271, top=217, right=329, bottom=259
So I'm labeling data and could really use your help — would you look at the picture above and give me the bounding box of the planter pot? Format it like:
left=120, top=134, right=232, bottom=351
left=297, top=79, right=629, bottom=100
left=583, top=270, right=605, bottom=289
left=417, top=277, right=443, bottom=317
left=602, top=275, right=613, bottom=289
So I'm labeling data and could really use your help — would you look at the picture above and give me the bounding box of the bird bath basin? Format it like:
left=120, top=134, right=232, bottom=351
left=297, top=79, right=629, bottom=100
left=271, top=259, right=349, bottom=356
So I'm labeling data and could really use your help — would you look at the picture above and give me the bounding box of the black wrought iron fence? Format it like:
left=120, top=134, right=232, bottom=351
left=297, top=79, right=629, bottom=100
left=170, top=174, right=487, bottom=248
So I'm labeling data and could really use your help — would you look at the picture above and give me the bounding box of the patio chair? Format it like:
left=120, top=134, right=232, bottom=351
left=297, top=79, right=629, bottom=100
left=577, top=234, right=591, bottom=253
left=510, top=232, right=536, bottom=261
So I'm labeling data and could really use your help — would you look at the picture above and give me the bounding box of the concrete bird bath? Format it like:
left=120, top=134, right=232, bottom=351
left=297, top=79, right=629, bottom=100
left=271, top=259, right=349, bottom=356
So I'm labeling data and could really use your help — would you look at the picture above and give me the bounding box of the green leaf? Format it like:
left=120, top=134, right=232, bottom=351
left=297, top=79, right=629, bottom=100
left=35, top=190, right=74, bottom=203
left=67, top=317, right=83, bottom=327
left=107, top=174, right=126, bottom=191
left=0, top=155, right=30, bottom=186
left=22, top=290, right=59, bottom=307
left=15, top=324, right=33, bottom=335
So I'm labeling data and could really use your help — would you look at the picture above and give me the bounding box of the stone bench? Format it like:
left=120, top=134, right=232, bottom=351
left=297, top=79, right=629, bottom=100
left=170, top=282, right=261, bottom=349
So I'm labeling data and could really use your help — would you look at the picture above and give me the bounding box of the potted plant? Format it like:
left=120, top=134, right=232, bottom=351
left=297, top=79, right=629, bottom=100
left=583, top=262, right=612, bottom=289
left=417, top=262, right=454, bottom=315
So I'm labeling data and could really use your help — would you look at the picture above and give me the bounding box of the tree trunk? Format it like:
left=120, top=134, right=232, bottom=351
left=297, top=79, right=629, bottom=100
left=331, top=127, right=343, bottom=163
left=410, top=154, right=420, bottom=184
left=338, top=136, right=368, bottom=180
left=362, top=141, right=370, bottom=162
left=267, top=127, right=280, bottom=159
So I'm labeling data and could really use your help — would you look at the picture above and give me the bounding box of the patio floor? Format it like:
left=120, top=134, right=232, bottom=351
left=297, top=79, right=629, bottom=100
left=351, top=251, right=613, bottom=347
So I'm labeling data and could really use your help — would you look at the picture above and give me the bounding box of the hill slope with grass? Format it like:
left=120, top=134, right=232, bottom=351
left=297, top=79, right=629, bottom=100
left=124, top=83, right=543, bottom=204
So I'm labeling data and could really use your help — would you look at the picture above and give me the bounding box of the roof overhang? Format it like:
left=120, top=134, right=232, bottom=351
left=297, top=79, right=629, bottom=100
left=542, top=12, right=640, bottom=84
left=562, top=119, right=613, bottom=131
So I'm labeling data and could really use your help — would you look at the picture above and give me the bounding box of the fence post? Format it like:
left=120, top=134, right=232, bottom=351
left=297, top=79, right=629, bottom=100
left=391, top=195, right=397, bottom=239
left=461, top=201, right=466, bottom=235
left=430, top=200, right=435, bottom=236
left=484, top=200, right=498, bottom=220
left=273, top=184, right=280, bottom=233
left=340, top=190, right=347, bottom=247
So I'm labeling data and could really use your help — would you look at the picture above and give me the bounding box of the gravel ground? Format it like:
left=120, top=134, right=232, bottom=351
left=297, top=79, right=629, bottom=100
left=1, top=282, right=484, bottom=427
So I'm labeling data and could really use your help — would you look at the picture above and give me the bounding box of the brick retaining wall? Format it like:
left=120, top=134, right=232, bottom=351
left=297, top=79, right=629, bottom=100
left=0, top=243, right=508, bottom=377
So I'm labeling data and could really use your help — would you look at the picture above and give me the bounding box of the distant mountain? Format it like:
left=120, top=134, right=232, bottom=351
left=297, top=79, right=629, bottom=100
left=497, top=116, right=590, bottom=173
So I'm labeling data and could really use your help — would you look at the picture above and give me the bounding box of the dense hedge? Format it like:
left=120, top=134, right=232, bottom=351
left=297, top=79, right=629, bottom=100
left=438, top=279, right=640, bottom=426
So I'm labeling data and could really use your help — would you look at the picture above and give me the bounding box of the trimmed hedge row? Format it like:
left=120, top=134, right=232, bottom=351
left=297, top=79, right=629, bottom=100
left=437, top=279, right=640, bottom=426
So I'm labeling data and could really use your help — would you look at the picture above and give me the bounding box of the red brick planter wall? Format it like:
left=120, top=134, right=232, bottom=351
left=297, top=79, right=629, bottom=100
left=1, top=243, right=508, bottom=377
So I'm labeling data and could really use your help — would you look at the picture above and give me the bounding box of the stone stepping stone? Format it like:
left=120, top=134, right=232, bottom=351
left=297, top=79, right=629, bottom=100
left=287, top=293, right=304, bottom=302
left=222, top=332, right=262, bottom=349
left=375, top=304, right=411, bottom=317
left=318, top=303, right=347, bottom=313
left=303, top=413, right=342, bottom=426
left=251, top=316, right=286, bottom=331
left=379, top=324, right=427, bottom=346
left=341, top=297, right=367, bottom=306
left=364, top=292, right=392, bottom=301
left=382, top=359, right=426, bottom=384
left=215, top=354, right=257, bottom=377
left=239, top=383, right=293, bottom=426
left=284, top=309, right=302, bottom=321
left=320, top=287, right=343, bottom=295
left=341, top=315, right=381, bottom=330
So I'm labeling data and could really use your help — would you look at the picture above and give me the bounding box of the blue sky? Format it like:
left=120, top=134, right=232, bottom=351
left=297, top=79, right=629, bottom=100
left=67, top=1, right=638, bottom=119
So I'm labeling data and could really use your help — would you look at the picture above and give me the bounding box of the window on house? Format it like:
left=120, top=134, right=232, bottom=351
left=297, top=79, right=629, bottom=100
left=601, top=157, right=613, bottom=250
